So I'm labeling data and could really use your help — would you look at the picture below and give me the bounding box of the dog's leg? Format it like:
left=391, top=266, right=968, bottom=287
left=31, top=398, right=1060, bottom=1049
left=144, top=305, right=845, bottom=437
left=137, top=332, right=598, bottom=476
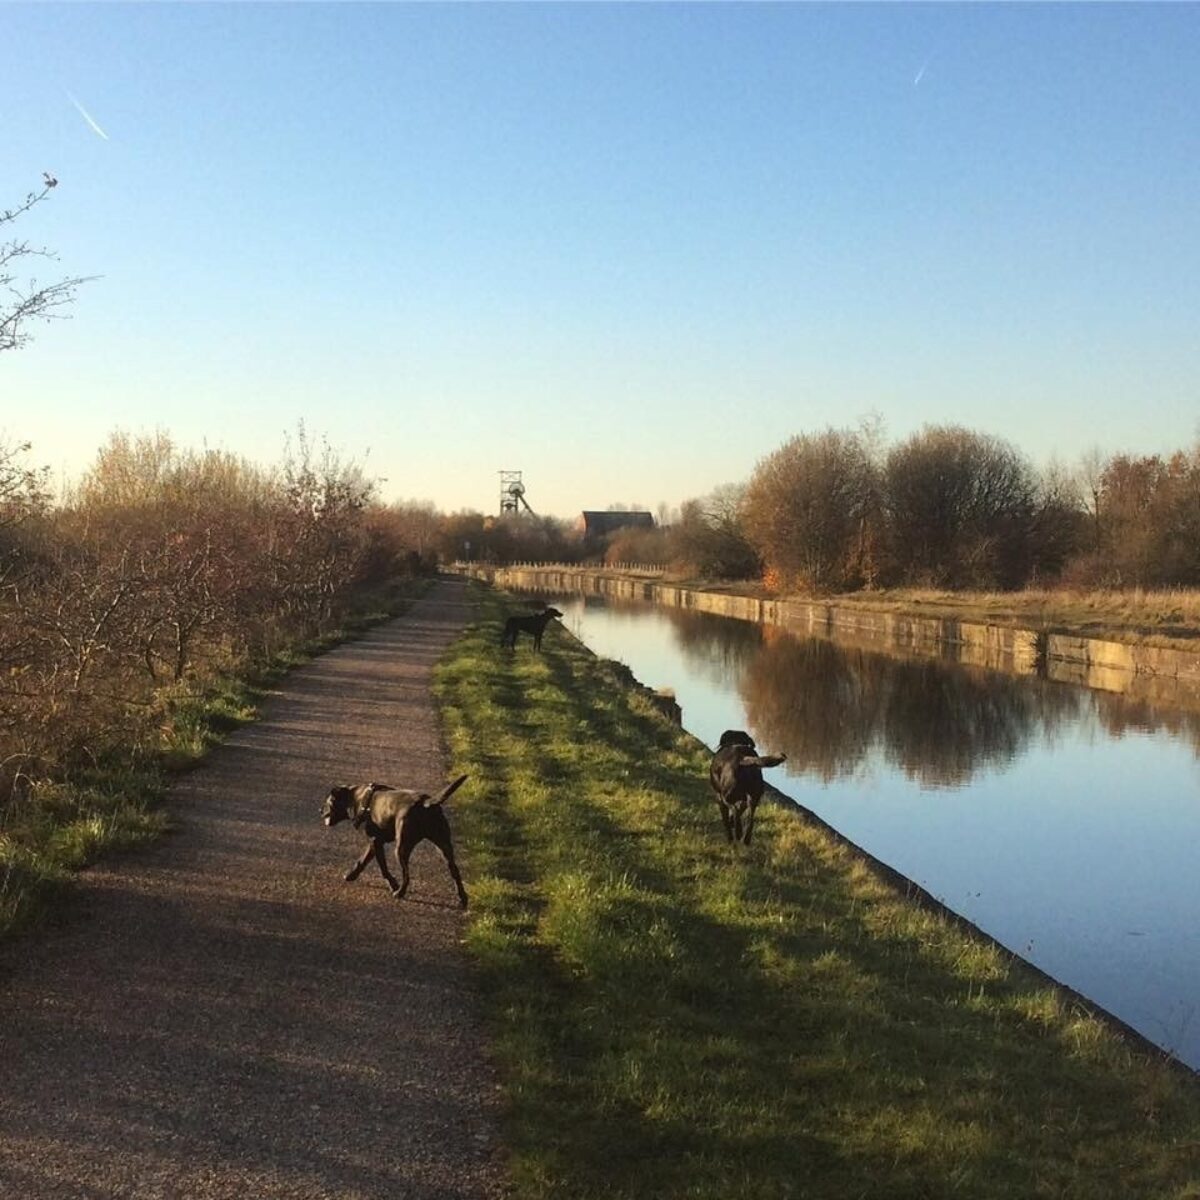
left=430, top=827, right=469, bottom=908
left=446, top=853, right=468, bottom=908
left=716, top=801, right=735, bottom=843
left=442, top=844, right=469, bottom=908
left=731, top=802, right=746, bottom=844
left=743, top=801, right=757, bottom=846
left=344, top=842, right=375, bottom=882
left=392, top=835, right=414, bottom=899
left=369, top=840, right=402, bottom=893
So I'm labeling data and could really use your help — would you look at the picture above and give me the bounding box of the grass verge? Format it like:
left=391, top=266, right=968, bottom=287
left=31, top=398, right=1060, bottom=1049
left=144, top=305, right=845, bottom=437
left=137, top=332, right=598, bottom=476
left=0, top=575, right=432, bottom=942
left=436, top=583, right=1200, bottom=1200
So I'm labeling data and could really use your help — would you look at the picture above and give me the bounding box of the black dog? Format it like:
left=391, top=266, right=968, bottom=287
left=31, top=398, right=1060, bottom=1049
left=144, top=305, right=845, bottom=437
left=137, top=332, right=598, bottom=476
left=708, top=730, right=785, bottom=846
left=321, top=774, right=469, bottom=907
left=501, top=606, right=563, bottom=651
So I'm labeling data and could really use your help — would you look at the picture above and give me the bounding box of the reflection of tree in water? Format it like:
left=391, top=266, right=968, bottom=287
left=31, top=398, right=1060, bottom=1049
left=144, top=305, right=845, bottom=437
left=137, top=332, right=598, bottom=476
left=739, top=633, right=884, bottom=782
left=657, top=606, right=765, bottom=691
left=739, top=627, right=1084, bottom=788
left=1091, top=690, right=1200, bottom=756
left=881, top=662, right=1078, bottom=788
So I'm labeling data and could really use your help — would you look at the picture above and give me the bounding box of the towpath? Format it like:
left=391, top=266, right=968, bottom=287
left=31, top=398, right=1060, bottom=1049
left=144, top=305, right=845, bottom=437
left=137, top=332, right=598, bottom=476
left=0, top=576, right=504, bottom=1199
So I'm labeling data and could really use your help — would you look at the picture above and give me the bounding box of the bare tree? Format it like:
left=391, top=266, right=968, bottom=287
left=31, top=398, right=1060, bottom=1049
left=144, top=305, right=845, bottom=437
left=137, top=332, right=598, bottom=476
left=882, top=425, right=1037, bottom=589
left=1, top=177, right=92, bottom=353
left=742, top=428, right=879, bottom=592
left=275, top=424, right=375, bottom=631
left=670, top=484, right=759, bottom=579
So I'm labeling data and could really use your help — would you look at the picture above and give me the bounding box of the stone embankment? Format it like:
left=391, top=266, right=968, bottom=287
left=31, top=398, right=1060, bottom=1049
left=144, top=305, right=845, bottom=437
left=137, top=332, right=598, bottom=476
left=456, top=563, right=1200, bottom=706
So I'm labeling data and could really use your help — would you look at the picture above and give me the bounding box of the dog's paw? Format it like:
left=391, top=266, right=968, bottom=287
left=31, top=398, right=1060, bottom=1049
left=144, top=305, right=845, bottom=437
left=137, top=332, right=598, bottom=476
left=343, top=870, right=359, bottom=882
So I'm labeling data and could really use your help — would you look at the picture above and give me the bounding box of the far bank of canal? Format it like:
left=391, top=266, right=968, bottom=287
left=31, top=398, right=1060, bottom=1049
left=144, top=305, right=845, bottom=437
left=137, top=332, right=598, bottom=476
left=460, top=566, right=1200, bottom=1071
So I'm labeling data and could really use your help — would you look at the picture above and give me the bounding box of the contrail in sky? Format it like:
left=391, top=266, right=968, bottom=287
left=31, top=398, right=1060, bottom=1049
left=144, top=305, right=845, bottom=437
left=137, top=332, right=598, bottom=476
left=67, top=90, right=109, bottom=140
left=913, top=55, right=933, bottom=87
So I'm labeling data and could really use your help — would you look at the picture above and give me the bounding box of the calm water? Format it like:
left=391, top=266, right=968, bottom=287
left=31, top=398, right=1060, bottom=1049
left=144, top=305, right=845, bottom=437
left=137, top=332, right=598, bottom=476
left=553, top=595, right=1200, bottom=1070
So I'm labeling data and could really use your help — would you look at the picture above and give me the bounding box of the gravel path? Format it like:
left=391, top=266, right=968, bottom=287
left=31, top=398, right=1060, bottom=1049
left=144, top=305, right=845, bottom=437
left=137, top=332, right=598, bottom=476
left=0, top=577, right=505, bottom=1200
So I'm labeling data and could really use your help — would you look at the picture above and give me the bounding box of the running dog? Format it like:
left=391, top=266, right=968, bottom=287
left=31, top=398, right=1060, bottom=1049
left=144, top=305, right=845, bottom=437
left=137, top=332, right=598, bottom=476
left=321, top=774, right=469, bottom=907
left=501, top=606, right=563, bottom=651
left=708, top=730, right=785, bottom=846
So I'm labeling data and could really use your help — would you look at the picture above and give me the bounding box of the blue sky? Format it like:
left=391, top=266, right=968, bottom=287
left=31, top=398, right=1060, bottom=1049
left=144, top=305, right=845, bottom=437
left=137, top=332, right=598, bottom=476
left=3, top=3, right=1198, bottom=517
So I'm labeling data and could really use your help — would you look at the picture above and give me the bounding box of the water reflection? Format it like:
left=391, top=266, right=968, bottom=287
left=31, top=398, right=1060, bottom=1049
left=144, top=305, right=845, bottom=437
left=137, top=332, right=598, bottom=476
left=1093, top=690, right=1200, bottom=753
left=661, top=605, right=765, bottom=689
left=880, top=660, right=1078, bottom=788
left=644, top=607, right=1083, bottom=789
left=748, top=633, right=1084, bottom=788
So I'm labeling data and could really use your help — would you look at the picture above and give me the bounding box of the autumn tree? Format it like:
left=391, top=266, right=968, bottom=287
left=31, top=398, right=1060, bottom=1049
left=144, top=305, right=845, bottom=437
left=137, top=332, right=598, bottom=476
left=1082, top=451, right=1200, bottom=586
left=882, top=425, right=1038, bottom=588
left=65, top=431, right=276, bottom=681
left=272, top=425, right=375, bottom=633
left=1027, top=459, right=1086, bottom=583
left=670, top=484, right=759, bottom=579
left=604, top=524, right=671, bottom=567
left=0, top=439, right=50, bottom=695
left=742, top=428, right=879, bottom=592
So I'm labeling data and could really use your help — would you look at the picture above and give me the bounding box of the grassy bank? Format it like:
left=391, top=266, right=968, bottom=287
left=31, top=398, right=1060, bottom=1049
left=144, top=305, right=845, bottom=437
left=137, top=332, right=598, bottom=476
left=0, top=575, right=430, bottom=941
left=436, top=583, right=1200, bottom=1199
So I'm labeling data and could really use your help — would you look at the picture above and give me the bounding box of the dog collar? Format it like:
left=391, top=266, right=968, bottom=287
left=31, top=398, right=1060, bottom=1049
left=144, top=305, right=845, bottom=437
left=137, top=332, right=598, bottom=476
left=353, top=782, right=387, bottom=828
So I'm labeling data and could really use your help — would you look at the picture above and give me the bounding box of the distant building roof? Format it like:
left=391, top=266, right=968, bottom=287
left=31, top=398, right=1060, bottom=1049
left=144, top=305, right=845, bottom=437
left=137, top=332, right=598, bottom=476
left=579, top=510, right=655, bottom=538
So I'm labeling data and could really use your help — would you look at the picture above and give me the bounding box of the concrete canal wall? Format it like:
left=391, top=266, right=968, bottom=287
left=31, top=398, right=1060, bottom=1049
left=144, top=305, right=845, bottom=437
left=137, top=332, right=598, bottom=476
left=456, top=564, right=1200, bottom=698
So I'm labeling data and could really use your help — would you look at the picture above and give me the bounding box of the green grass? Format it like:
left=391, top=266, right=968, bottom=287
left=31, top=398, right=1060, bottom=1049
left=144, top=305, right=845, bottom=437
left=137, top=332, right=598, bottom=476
left=0, top=574, right=433, bottom=942
left=436, top=583, right=1200, bottom=1199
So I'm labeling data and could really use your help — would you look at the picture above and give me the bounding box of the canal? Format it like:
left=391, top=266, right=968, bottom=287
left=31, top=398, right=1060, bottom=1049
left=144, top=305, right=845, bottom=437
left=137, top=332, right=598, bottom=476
left=551, top=594, right=1200, bottom=1071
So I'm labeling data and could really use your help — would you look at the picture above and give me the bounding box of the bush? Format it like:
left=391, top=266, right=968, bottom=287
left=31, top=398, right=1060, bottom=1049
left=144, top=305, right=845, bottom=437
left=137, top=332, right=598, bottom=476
left=742, top=428, right=879, bottom=592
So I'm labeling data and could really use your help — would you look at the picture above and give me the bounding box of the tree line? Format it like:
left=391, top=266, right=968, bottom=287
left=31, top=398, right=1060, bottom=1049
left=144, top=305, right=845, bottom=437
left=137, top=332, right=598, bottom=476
left=607, top=424, right=1200, bottom=594
left=0, top=428, right=419, bottom=791
left=5, top=415, right=1192, bottom=801
left=0, top=425, right=646, bottom=802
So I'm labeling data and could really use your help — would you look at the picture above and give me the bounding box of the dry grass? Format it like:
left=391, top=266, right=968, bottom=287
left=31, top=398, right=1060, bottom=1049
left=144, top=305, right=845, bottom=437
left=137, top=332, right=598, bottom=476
left=653, top=574, right=1200, bottom=649
left=827, top=586, right=1200, bottom=647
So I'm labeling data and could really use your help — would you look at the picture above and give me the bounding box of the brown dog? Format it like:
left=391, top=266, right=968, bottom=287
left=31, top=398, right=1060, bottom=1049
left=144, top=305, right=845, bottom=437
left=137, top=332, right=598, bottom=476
left=708, top=730, right=785, bottom=846
left=321, top=774, right=469, bottom=907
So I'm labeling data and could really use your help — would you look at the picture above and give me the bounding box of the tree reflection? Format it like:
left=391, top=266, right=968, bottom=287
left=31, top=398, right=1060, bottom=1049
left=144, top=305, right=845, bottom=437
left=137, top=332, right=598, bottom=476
left=739, top=635, right=882, bottom=781
left=730, top=627, right=1083, bottom=788
left=658, top=607, right=766, bottom=690
left=880, top=661, right=1075, bottom=788
left=1092, top=690, right=1200, bottom=755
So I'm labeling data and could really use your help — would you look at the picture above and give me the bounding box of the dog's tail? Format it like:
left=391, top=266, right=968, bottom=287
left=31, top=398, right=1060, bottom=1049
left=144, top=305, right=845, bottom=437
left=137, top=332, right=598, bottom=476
left=424, top=774, right=469, bottom=806
left=739, top=754, right=786, bottom=770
